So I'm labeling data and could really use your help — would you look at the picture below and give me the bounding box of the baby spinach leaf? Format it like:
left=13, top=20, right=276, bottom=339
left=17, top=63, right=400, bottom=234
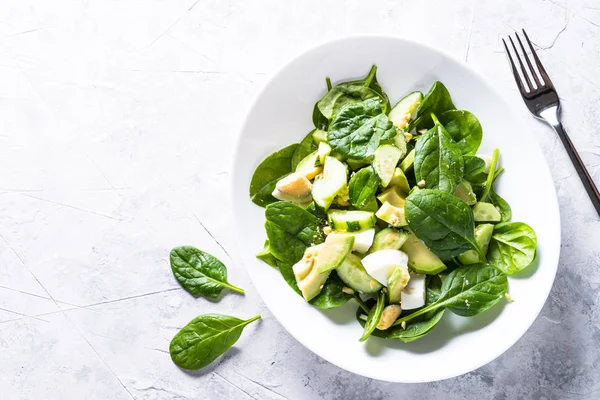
left=313, top=102, right=329, bottom=130
left=328, top=98, right=396, bottom=159
left=386, top=309, right=445, bottom=343
left=348, top=166, right=380, bottom=208
left=414, top=122, right=464, bottom=193
left=479, top=149, right=500, bottom=203
left=170, top=314, right=260, bottom=370
left=265, top=202, right=324, bottom=264
left=170, top=246, right=244, bottom=298
left=256, top=240, right=279, bottom=268
left=405, top=189, right=483, bottom=259
left=249, top=144, right=299, bottom=207
left=291, top=131, right=318, bottom=170
left=463, top=155, right=487, bottom=183
left=439, top=110, right=483, bottom=156
left=488, top=222, right=537, bottom=275
left=360, top=290, right=386, bottom=342
left=489, top=189, right=512, bottom=222
left=310, top=272, right=353, bottom=309
left=395, top=264, right=508, bottom=324
left=276, top=260, right=302, bottom=296
left=413, top=81, right=456, bottom=130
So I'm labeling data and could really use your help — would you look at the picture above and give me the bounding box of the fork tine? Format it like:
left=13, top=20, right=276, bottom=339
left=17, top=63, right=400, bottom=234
left=515, top=32, right=541, bottom=88
left=502, top=39, right=528, bottom=95
left=508, top=35, right=532, bottom=92
left=522, top=29, right=553, bottom=87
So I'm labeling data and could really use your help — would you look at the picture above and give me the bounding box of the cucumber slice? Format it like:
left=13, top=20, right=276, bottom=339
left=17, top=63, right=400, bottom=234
left=377, top=186, right=405, bottom=208
left=327, top=210, right=376, bottom=232
left=458, top=223, right=494, bottom=265
left=295, top=151, right=322, bottom=180
left=346, top=158, right=370, bottom=171
left=393, top=133, right=408, bottom=161
left=312, top=156, right=348, bottom=210
left=336, top=253, right=382, bottom=294
left=358, top=196, right=379, bottom=212
left=370, top=228, right=409, bottom=253
left=314, top=142, right=332, bottom=167
left=388, top=265, right=410, bottom=303
left=399, top=149, right=415, bottom=172
left=316, top=234, right=354, bottom=273
left=375, top=202, right=407, bottom=227
left=373, top=145, right=403, bottom=187
left=472, top=202, right=501, bottom=222
left=389, top=168, right=411, bottom=194
left=454, top=179, right=477, bottom=205
left=312, top=129, right=328, bottom=144
left=389, top=91, right=423, bottom=129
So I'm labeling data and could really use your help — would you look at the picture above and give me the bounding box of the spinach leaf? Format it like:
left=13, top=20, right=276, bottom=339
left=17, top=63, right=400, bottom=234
left=249, top=144, right=298, bottom=207
left=395, top=264, right=508, bottom=324
left=313, top=102, right=329, bottom=130
left=170, top=246, right=244, bottom=298
left=413, top=81, right=456, bottom=130
left=489, top=189, right=512, bottom=222
left=386, top=309, right=445, bottom=342
left=310, top=272, right=353, bottom=309
left=463, top=155, right=487, bottom=183
left=170, top=314, right=260, bottom=370
left=328, top=98, right=396, bottom=159
left=256, top=240, right=279, bottom=268
left=291, top=131, right=317, bottom=170
left=317, top=65, right=390, bottom=121
left=414, top=122, right=464, bottom=193
left=488, top=222, right=537, bottom=275
left=405, top=189, right=483, bottom=259
left=265, top=202, right=324, bottom=264
left=276, top=260, right=302, bottom=296
left=479, top=149, right=500, bottom=203
left=439, top=110, right=483, bottom=156
left=360, top=290, right=385, bottom=342
left=348, top=166, right=380, bottom=208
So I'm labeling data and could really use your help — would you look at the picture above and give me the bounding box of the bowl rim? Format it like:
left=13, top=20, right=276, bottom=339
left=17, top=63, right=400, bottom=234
left=231, top=34, right=561, bottom=383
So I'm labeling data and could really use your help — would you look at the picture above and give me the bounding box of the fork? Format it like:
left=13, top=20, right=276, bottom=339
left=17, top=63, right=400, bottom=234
left=503, top=29, right=600, bottom=217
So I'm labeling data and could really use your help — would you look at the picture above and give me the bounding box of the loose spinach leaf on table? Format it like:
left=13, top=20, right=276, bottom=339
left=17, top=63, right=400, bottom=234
left=310, top=272, right=353, bottom=309
left=328, top=98, right=396, bottom=159
left=170, top=246, right=244, bottom=298
left=413, top=81, right=456, bottom=130
left=439, top=110, right=483, bottom=156
left=463, top=155, right=487, bottom=183
left=405, top=189, right=482, bottom=259
left=291, top=131, right=318, bottom=170
left=414, top=122, right=464, bottom=193
left=394, top=264, right=508, bottom=324
left=488, top=222, right=537, bottom=275
left=348, top=166, right=380, bottom=208
left=249, top=144, right=298, bottom=207
left=265, top=202, right=324, bottom=264
left=360, top=290, right=386, bottom=342
left=170, top=314, right=260, bottom=370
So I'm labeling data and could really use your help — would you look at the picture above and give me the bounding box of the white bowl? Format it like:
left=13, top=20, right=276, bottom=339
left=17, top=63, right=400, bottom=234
left=232, top=36, right=560, bottom=383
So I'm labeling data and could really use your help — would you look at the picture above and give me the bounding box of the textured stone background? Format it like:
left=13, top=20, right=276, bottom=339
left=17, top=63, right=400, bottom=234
left=1, top=0, right=599, bottom=399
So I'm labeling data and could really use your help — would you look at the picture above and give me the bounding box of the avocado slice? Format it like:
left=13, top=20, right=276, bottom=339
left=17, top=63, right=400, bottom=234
left=458, top=224, right=494, bottom=265
left=401, top=232, right=446, bottom=274
left=375, top=202, right=407, bottom=227
left=293, top=244, right=331, bottom=301
left=472, top=202, right=501, bottom=222
left=389, top=167, right=411, bottom=194
left=454, top=180, right=477, bottom=205
left=387, top=265, right=410, bottom=303
left=370, top=228, right=409, bottom=253
left=336, top=253, right=382, bottom=294
left=316, top=234, right=354, bottom=274
left=377, top=186, right=405, bottom=208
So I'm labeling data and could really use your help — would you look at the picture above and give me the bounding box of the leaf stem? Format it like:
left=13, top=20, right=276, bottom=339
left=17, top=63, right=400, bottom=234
left=223, top=282, right=245, bottom=294
left=480, top=148, right=500, bottom=203
left=430, top=112, right=440, bottom=126
left=392, top=303, right=440, bottom=326
left=244, top=314, right=262, bottom=325
left=364, top=65, right=377, bottom=87
left=353, top=294, right=370, bottom=314
left=326, top=77, right=332, bottom=91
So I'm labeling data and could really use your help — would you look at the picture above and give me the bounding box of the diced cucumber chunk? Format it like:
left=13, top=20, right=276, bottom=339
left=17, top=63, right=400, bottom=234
left=389, top=91, right=423, bottom=130
left=336, top=253, right=382, bottom=294
left=388, top=265, right=410, bottom=303
left=312, top=156, right=348, bottom=210
left=377, top=186, right=405, bottom=208
left=458, top=224, right=494, bottom=265
left=393, top=133, right=408, bottom=161
left=314, top=142, right=332, bottom=167
left=389, top=167, right=410, bottom=194
left=473, top=202, right=501, bottom=222
left=327, top=210, right=376, bottom=232
left=454, top=179, right=477, bottom=205
left=374, top=144, right=403, bottom=187
left=296, top=151, right=322, bottom=180
left=399, top=149, right=415, bottom=172
left=312, top=129, right=328, bottom=144
left=316, top=234, right=354, bottom=273
left=376, top=202, right=407, bottom=227
left=370, top=228, right=409, bottom=253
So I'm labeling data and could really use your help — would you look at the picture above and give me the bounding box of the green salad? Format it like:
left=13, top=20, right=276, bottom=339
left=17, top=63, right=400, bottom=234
left=249, top=66, right=538, bottom=342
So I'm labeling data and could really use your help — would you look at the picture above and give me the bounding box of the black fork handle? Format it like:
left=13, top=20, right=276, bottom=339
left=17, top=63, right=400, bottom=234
left=552, top=122, right=600, bottom=217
